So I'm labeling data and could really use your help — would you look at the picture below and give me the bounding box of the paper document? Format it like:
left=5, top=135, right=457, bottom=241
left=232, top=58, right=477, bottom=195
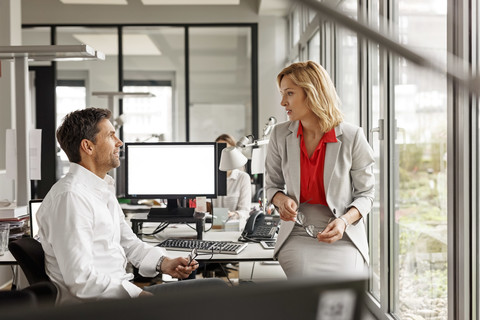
left=5, top=129, right=16, bottom=180
left=29, top=129, right=42, bottom=180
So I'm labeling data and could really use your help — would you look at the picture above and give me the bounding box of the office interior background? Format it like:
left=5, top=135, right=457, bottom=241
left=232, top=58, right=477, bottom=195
left=0, top=0, right=478, bottom=319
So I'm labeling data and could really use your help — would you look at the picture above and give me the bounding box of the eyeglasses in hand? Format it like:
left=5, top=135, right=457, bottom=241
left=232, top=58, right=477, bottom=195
left=187, top=247, right=214, bottom=266
left=295, top=212, right=332, bottom=238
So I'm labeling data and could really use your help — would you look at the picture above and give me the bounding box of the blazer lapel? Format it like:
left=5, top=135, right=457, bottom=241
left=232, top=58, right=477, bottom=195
left=324, top=125, right=342, bottom=195
left=287, top=121, right=301, bottom=204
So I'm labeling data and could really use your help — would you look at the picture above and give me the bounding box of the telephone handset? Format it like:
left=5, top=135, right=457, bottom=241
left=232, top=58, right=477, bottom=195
left=241, top=210, right=279, bottom=241
left=243, top=210, right=263, bottom=236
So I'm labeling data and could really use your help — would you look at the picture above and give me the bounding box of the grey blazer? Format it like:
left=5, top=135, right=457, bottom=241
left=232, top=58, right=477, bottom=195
left=265, top=120, right=375, bottom=264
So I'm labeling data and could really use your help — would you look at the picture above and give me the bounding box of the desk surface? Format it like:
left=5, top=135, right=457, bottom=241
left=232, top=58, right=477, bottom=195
left=0, top=250, right=17, bottom=265
left=137, top=221, right=276, bottom=263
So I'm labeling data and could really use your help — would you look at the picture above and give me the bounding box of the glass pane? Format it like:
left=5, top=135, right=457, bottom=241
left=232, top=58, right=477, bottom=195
left=369, top=0, right=381, bottom=302
left=55, top=84, right=86, bottom=177
left=56, top=27, right=119, bottom=178
left=122, top=84, right=172, bottom=143
left=336, top=0, right=359, bottom=124
left=22, top=27, right=50, bottom=45
left=393, top=1, right=448, bottom=318
left=292, top=7, right=301, bottom=47
left=189, top=27, right=252, bottom=142
left=122, top=26, right=185, bottom=142
left=308, top=30, right=320, bottom=64
left=22, top=27, right=51, bottom=66
left=308, top=8, right=316, bottom=24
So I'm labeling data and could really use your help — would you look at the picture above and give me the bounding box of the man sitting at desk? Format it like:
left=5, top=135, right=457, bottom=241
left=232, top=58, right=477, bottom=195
left=37, top=108, right=201, bottom=304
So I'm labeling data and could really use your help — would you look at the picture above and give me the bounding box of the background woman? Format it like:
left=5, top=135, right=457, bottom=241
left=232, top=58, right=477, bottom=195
left=213, top=134, right=252, bottom=226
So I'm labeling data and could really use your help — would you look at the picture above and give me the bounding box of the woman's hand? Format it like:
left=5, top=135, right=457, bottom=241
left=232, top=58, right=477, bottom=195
left=316, top=218, right=345, bottom=243
left=273, top=193, right=298, bottom=222
left=161, top=257, right=198, bottom=279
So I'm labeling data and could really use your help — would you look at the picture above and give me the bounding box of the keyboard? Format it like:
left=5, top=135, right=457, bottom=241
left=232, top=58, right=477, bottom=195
left=158, top=239, right=248, bottom=255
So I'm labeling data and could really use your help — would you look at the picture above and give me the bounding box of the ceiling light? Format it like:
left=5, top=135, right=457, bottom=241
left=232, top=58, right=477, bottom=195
left=141, top=0, right=239, bottom=5
left=60, top=0, right=127, bottom=4
left=73, top=34, right=161, bottom=56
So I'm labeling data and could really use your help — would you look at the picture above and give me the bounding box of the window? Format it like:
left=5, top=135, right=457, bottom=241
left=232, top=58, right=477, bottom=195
left=392, top=0, right=448, bottom=317
left=336, top=0, right=359, bottom=124
left=122, top=82, right=172, bottom=143
left=308, top=30, right=320, bottom=64
left=55, top=80, right=86, bottom=178
left=122, top=26, right=185, bottom=142
left=189, top=27, right=252, bottom=142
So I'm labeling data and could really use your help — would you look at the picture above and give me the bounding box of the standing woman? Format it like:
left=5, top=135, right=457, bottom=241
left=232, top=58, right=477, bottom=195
left=265, top=61, right=375, bottom=278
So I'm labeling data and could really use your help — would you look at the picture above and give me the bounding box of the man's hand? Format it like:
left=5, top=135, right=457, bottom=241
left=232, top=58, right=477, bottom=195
left=161, top=256, right=198, bottom=279
left=273, top=193, right=297, bottom=222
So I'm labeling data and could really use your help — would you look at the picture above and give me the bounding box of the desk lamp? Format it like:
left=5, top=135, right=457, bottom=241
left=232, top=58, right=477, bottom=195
left=236, top=117, right=277, bottom=213
left=219, top=146, right=248, bottom=172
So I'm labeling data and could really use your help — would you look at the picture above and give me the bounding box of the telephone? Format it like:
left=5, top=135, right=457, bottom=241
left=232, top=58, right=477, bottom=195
left=241, top=210, right=280, bottom=241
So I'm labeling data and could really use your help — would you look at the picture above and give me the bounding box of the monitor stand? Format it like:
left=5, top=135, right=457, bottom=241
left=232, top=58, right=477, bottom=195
left=146, top=199, right=203, bottom=239
left=148, top=199, right=195, bottom=218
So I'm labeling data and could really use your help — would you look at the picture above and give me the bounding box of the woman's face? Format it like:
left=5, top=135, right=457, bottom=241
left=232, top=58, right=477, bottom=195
left=279, top=75, right=312, bottom=122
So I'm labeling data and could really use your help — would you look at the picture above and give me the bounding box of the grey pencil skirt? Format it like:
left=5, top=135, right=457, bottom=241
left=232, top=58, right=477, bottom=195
left=277, top=203, right=367, bottom=279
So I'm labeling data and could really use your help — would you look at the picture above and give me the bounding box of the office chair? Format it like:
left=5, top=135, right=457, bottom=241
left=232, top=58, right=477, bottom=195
left=0, top=288, right=36, bottom=308
left=8, top=237, right=57, bottom=305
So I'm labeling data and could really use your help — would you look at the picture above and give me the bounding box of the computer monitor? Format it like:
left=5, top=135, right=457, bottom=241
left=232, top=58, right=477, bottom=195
left=124, top=142, right=221, bottom=217
left=28, top=199, right=42, bottom=239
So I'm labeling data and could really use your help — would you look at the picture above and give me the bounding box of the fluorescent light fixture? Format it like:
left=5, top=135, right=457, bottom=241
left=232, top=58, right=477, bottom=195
left=60, top=0, right=127, bottom=4
left=141, top=0, right=239, bottom=5
left=92, top=92, right=155, bottom=98
left=0, top=45, right=104, bottom=61
left=73, top=34, right=161, bottom=56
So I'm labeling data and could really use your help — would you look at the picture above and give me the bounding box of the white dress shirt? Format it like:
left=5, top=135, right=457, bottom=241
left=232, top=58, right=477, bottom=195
left=212, top=169, right=251, bottom=220
left=37, top=163, right=167, bottom=304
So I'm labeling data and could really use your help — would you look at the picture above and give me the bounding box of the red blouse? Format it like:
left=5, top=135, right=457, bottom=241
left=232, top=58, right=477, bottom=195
left=298, top=122, right=338, bottom=205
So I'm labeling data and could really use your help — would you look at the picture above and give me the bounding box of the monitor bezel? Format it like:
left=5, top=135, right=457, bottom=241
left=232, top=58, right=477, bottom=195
left=28, top=199, right=43, bottom=239
left=124, top=142, right=219, bottom=200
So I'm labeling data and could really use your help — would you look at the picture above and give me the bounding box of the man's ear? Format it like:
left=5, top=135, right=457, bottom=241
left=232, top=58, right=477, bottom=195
left=80, top=139, right=95, bottom=155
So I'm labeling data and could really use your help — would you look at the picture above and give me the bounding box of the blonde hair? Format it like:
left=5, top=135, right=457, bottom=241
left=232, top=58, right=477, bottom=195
left=277, top=61, right=343, bottom=132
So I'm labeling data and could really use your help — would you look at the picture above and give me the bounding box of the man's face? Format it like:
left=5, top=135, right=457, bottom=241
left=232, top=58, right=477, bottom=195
left=92, top=119, right=123, bottom=173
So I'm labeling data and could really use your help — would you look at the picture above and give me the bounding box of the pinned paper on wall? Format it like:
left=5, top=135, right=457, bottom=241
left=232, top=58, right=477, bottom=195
left=5, top=129, right=16, bottom=180
left=251, top=147, right=266, bottom=174
left=29, top=129, right=42, bottom=180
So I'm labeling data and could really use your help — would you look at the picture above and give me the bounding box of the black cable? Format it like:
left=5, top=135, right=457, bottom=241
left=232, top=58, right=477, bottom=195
left=238, top=234, right=262, bottom=243
left=203, top=198, right=214, bottom=232
left=218, top=262, right=233, bottom=286
left=10, top=265, right=17, bottom=290
left=138, top=222, right=170, bottom=236
left=185, top=223, right=196, bottom=231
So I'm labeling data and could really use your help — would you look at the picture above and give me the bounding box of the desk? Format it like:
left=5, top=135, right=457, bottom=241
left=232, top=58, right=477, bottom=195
left=158, top=229, right=275, bottom=263
left=128, top=212, right=286, bottom=281
left=0, top=250, right=21, bottom=290
left=0, top=251, right=17, bottom=265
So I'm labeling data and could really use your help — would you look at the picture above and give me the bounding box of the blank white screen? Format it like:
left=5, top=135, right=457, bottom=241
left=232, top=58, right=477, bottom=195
left=30, top=201, right=42, bottom=238
left=126, top=144, right=216, bottom=196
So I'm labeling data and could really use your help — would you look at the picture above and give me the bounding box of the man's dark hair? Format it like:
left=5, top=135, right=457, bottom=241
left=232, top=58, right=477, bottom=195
left=56, top=108, right=112, bottom=163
